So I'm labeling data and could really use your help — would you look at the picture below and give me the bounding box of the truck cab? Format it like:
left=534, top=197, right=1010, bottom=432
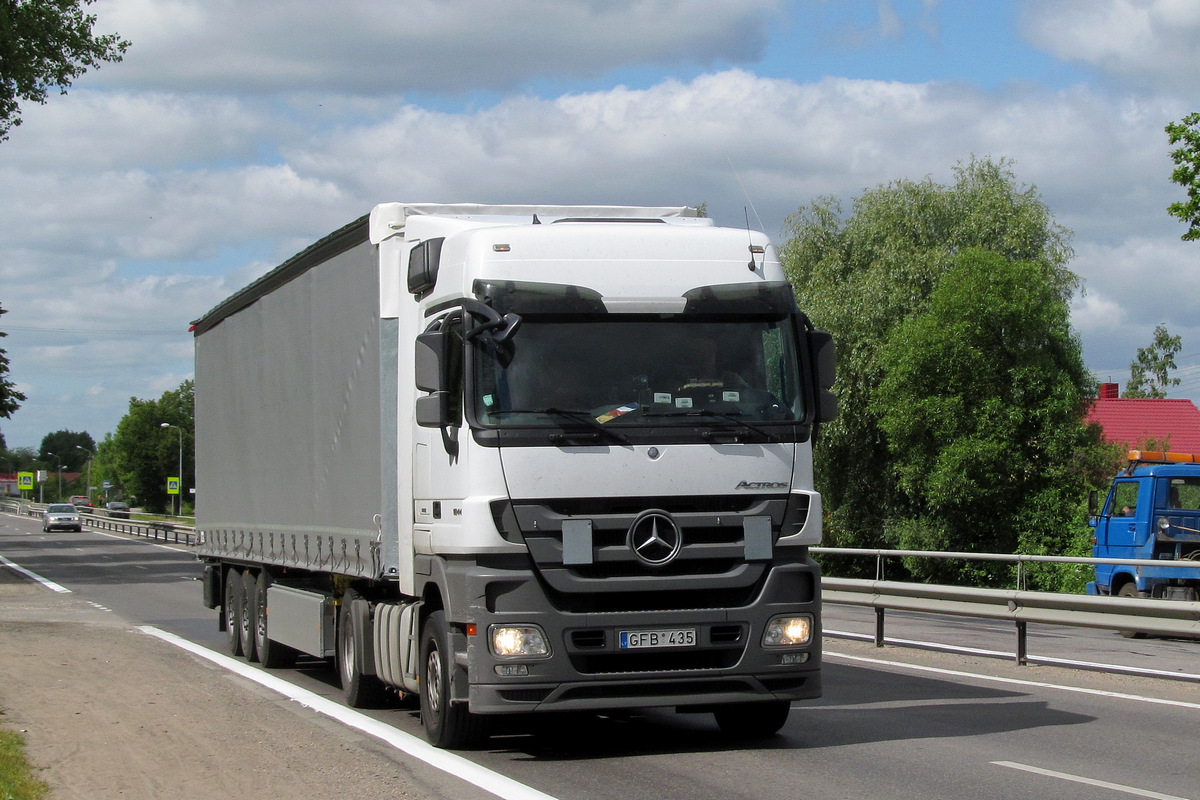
left=1090, top=450, right=1200, bottom=601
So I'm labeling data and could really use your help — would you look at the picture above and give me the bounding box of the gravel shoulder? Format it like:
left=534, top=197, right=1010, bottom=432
left=0, top=569, right=443, bottom=800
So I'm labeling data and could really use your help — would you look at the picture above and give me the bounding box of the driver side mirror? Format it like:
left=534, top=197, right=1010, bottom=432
left=809, top=330, right=837, bottom=423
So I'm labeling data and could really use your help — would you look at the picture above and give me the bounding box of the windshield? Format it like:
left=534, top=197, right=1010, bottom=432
left=474, top=316, right=804, bottom=429
left=47, top=504, right=76, bottom=513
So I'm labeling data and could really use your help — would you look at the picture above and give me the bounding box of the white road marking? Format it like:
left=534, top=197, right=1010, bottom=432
left=992, top=761, right=1191, bottom=800
left=825, top=649, right=1200, bottom=711
left=0, top=553, right=71, bottom=593
left=139, top=626, right=561, bottom=800
left=88, top=528, right=189, bottom=552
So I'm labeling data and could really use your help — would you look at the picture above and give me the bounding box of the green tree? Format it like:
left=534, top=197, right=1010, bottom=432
left=0, top=0, right=130, bottom=141
left=90, top=432, right=120, bottom=499
left=871, top=251, right=1097, bottom=586
left=38, top=429, right=94, bottom=471
left=780, top=156, right=1098, bottom=587
left=1124, top=323, right=1181, bottom=399
left=107, top=380, right=193, bottom=513
left=1166, top=112, right=1200, bottom=241
left=0, top=302, right=25, bottom=419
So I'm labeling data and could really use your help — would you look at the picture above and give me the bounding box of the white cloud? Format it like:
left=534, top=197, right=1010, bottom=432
left=1021, top=0, right=1200, bottom=91
left=2, top=60, right=1196, bottom=445
left=94, top=0, right=784, bottom=94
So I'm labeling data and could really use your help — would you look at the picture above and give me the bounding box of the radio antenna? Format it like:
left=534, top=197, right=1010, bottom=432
left=727, top=157, right=765, bottom=233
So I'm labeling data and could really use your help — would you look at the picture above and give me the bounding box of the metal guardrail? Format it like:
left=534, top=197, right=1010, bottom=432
left=814, top=547, right=1200, bottom=664
left=3, top=500, right=196, bottom=546
left=5, top=498, right=1196, bottom=669
left=86, top=514, right=197, bottom=545
left=812, top=546, right=1200, bottom=585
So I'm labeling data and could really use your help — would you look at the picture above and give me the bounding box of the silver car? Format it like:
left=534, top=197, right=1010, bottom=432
left=43, top=503, right=83, bottom=532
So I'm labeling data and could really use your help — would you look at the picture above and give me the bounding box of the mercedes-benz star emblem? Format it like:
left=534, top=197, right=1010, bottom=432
left=627, top=510, right=682, bottom=566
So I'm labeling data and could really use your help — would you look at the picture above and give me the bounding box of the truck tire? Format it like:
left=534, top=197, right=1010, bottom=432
left=224, top=567, right=243, bottom=657
left=254, top=571, right=297, bottom=669
left=419, top=610, right=487, bottom=748
left=337, top=589, right=388, bottom=707
left=713, top=700, right=791, bottom=739
left=1117, top=582, right=1147, bottom=639
left=240, top=569, right=259, bottom=662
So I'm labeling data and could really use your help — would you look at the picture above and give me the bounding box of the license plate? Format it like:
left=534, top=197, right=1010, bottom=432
left=619, top=629, right=697, bottom=649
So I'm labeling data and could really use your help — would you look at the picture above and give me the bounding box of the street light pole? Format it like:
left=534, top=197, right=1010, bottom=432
left=46, top=452, right=62, bottom=501
left=161, top=423, right=183, bottom=516
left=76, top=445, right=94, bottom=505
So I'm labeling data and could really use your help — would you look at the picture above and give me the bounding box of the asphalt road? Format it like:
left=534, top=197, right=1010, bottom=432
left=2, top=511, right=1198, bottom=800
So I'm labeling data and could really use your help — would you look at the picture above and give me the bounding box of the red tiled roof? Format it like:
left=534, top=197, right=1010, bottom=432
left=1085, top=397, right=1200, bottom=453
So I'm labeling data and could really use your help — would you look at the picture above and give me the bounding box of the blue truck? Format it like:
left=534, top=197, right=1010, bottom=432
left=1089, top=450, right=1200, bottom=603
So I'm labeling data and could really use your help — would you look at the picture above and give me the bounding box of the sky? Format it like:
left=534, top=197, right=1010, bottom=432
left=1, top=0, right=1199, bottom=450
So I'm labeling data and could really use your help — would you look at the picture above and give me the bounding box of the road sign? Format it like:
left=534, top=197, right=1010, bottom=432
left=17, top=472, right=34, bottom=491
left=167, top=477, right=180, bottom=495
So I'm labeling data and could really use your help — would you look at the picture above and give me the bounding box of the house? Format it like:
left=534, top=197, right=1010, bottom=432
left=1085, top=383, right=1200, bottom=452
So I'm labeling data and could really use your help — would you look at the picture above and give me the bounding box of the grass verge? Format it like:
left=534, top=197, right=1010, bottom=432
left=0, top=722, right=48, bottom=800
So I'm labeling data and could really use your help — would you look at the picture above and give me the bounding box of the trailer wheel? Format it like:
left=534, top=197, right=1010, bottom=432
left=1117, top=582, right=1147, bottom=639
left=224, top=567, right=243, bottom=657
left=419, top=610, right=486, bottom=748
left=254, top=571, right=297, bottom=669
left=240, top=569, right=259, bottom=662
left=713, top=701, right=791, bottom=739
left=337, top=589, right=387, bottom=707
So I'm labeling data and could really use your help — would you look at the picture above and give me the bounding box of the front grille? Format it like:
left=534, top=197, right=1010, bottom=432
left=710, top=625, right=743, bottom=644
left=505, top=494, right=806, bottom=613
left=571, top=629, right=607, bottom=648
left=564, top=623, right=748, bottom=675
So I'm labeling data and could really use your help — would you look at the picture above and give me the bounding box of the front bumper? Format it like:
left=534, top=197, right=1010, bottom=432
left=444, top=556, right=822, bottom=715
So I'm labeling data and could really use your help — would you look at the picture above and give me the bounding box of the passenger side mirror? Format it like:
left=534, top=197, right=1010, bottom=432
left=408, top=237, right=445, bottom=296
left=414, top=321, right=462, bottom=447
left=415, top=330, right=444, bottom=394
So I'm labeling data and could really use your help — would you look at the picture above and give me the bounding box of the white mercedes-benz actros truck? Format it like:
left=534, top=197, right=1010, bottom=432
left=194, top=203, right=836, bottom=748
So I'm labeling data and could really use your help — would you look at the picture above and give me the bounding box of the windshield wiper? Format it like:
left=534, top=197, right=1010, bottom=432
left=489, top=407, right=630, bottom=444
left=643, top=408, right=778, bottom=443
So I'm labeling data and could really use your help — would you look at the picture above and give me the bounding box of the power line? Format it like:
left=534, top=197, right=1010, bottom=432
left=5, top=325, right=184, bottom=336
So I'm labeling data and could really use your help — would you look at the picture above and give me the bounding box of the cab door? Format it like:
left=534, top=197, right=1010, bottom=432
left=1093, top=478, right=1143, bottom=590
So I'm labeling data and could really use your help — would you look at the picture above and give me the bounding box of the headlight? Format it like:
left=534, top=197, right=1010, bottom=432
left=490, top=625, right=550, bottom=657
left=762, top=614, right=813, bottom=647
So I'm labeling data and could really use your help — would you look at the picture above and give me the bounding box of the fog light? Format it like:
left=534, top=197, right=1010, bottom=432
left=781, top=652, right=810, bottom=665
left=490, top=625, right=550, bottom=657
left=495, top=664, right=529, bottom=676
left=762, top=615, right=813, bottom=647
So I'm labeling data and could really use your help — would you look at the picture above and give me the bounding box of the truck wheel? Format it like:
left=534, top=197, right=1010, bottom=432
left=713, top=701, right=791, bottom=739
left=224, top=567, right=243, bottom=657
left=240, top=569, right=259, bottom=662
left=337, top=589, right=388, bottom=707
left=1117, top=583, right=1147, bottom=639
left=254, top=571, right=297, bottom=669
left=419, top=610, right=487, bottom=748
